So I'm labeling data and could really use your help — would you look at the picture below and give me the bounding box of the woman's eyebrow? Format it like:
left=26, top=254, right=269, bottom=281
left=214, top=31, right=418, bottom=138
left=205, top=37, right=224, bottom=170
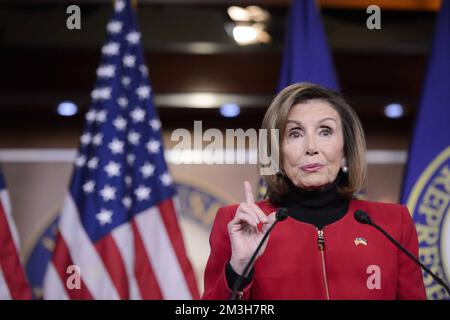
left=286, top=118, right=337, bottom=126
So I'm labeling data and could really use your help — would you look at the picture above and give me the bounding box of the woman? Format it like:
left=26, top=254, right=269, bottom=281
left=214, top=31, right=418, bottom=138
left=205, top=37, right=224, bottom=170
left=202, top=83, right=426, bottom=300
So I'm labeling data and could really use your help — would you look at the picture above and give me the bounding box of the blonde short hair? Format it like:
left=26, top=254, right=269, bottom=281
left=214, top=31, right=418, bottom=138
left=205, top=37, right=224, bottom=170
left=259, top=82, right=367, bottom=205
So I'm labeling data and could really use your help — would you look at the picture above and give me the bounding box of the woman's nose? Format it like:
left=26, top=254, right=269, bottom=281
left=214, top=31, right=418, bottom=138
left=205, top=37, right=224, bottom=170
left=305, top=136, right=319, bottom=155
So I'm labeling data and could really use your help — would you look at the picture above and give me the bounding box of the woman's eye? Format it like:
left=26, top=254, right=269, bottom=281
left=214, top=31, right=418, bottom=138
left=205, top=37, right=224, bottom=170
left=320, top=129, right=332, bottom=136
left=288, top=131, right=301, bottom=138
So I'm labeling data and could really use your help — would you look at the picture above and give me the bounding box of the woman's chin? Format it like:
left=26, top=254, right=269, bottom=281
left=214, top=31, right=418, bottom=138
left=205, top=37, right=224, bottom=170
left=295, top=179, right=328, bottom=190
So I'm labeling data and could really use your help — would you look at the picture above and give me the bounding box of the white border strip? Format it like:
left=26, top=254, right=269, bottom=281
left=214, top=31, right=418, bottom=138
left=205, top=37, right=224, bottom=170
left=0, top=149, right=407, bottom=164
left=0, top=149, right=77, bottom=163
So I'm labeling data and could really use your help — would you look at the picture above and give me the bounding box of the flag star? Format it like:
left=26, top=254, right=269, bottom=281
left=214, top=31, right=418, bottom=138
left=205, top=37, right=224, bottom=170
left=83, top=180, right=95, bottom=194
left=96, top=65, right=116, bottom=78
left=91, top=87, right=112, bottom=101
left=108, top=138, right=125, bottom=154
left=131, top=107, right=146, bottom=123
left=139, top=65, right=148, bottom=76
left=122, top=197, right=132, bottom=209
left=140, top=162, right=155, bottom=178
left=146, top=139, right=161, bottom=153
left=96, top=208, right=113, bottom=226
left=117, top=96, right=128, bottom=108
left=160, top=172, right=173, bottom=186
left=95, top=110, right=108, bottom=123
left=121, top=76, right=131, bottom=87
left=100, top=185, right=116, bottom=201
left=126, top=31, right=141, bottom=45
left=127, top=131, right=141, bottom=145
left=75, top=155, right=86, bottom=167
left=87, top=157, right=99, bottom=170
left=136, top=85, right=151, bottom=100
left=107, top=20, right=123, bottom=34
left=92, top=133, right=103, bottom=146
left=149, top=118, right=161, bottom=131
left=85, top=110, right=96, bottom=122
left=104, top=161, right=121, bottom=178
left=134, top=185, right=151, bottom=201
left=113, top=116, right=127, bottom=131
left=125, top=175, right=133, bottom=187
left=102, top=42, right=120, bottom=56
left=114, top=0, right=126, bottom=12
left=127, top=154, right=136, bottom=165
left=80, top=133, right=91, bottom=146
left=123, top=54, right=136, bottom=68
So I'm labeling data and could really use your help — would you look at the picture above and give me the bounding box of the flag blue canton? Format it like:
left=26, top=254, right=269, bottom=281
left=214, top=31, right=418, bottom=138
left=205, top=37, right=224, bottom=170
left=71, top=0, right=174, bottom=243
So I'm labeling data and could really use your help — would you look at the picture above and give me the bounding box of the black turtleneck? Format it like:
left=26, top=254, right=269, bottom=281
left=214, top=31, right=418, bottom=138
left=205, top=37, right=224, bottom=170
left=226, top=171, right=350, bottom=292
left=281, top=170, right=350, bottom=230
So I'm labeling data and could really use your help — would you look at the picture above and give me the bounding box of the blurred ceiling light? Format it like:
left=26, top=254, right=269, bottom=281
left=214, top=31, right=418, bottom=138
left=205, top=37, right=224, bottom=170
left=227, top=6, right=271, bottom=46
left=189, top=93, right=218, bottom=108
left=220, top=103, right=240, bottom=118
left=384, top=103, right=404, bottom=118
left=232, top=25, right=258, bottom=45
left=257, top=30, right=272, bottom=44
left=252, top=22, right=272, bottom=44
left=227, top=6, right=252, bottom=22
left=57, top=101, right=78, bottom=116
left=232, top=23, right=272, bottom=45
left=246, top=6, right=271, bottom=22
left=227, top=6, right=270, bottom=22
left=251, top=22, right=264, bottom=34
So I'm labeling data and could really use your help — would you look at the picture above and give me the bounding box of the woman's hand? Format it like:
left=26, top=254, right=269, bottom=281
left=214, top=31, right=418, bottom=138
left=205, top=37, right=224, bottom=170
left=228, top=181, right=276, bottom=276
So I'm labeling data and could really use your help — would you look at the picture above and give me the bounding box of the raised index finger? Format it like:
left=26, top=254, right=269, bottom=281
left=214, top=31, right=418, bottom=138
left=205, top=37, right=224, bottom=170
left=244, top=180, right=255, bottom=204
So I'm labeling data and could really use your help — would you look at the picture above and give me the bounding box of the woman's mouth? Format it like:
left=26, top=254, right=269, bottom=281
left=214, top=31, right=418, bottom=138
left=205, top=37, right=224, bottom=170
left=300, top=163, right=324, bottom=172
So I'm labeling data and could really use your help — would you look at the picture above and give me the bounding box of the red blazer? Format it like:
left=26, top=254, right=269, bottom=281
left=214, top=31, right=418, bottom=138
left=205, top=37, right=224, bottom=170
left=202, top=198, right=426, bottom=300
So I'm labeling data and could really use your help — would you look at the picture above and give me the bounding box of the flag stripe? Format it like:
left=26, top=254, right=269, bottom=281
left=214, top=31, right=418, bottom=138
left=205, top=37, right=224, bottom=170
left=0, top=190, right=20, bottom=250
left=0, top=267, right=12, bottom=299
left=0, top=200, right=32, bottom=299
left=50, top=233, right=93, bottom=300
left=158, top=199, right=200, bottom=299
left=134, top=205, right=192, bottom=299
left=54, top=194, right=120, bottom=299
left=131, top=220, right=163, bottom=299
left=94, top=234, right=130, bottom=299
left=43, top=263, right=69, bottom=300
left=111, top=223, right=142, bottom=299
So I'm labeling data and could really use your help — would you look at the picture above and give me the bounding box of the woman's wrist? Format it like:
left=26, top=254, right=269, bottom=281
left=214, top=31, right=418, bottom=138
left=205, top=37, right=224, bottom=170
left=230, top=256, right=254, bottom=276
left=229, top=257, right=247, bottom=276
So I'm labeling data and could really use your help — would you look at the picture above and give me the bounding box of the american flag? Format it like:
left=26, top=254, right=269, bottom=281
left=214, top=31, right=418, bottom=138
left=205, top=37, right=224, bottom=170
left=43, top=0, right=199, bottom=299
left=0, top=168, right=32, bottom=299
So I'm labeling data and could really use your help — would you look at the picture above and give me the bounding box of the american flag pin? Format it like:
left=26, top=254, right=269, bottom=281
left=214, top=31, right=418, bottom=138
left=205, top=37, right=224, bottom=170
left=354, top=237, right=368, bottom=246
